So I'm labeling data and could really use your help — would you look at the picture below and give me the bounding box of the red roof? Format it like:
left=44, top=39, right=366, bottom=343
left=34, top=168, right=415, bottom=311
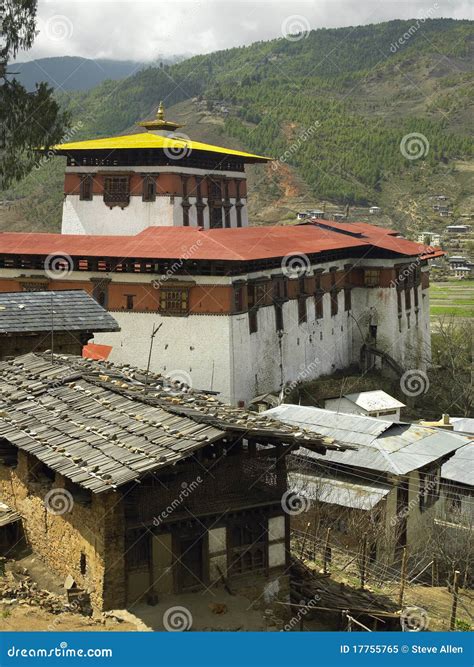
left=0, top=222, right=443, bottom=263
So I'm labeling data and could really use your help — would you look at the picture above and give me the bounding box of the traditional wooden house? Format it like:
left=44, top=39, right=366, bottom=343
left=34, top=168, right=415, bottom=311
left=0, top=353, right=343, bottom=611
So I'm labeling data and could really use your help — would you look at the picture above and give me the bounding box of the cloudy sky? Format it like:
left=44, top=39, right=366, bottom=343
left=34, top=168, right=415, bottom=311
left=17, top=0, right=473, bottom=63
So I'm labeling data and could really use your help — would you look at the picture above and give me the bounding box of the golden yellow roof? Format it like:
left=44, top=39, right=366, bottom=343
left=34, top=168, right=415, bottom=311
left=53, top=132, right=271, bottom=162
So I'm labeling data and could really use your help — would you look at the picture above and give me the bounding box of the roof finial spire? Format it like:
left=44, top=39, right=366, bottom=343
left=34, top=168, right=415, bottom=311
left=137, top=101, right=183, bottom=135
left=157, top=101, right=165, bottom=121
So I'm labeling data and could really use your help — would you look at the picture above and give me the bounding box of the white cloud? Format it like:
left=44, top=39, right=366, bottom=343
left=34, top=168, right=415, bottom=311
left=15, top=0, right=473, bottom=63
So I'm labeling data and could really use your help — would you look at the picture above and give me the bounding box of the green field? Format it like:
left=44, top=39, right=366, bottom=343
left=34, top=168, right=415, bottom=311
left=430, top=281, right=474, bottom=319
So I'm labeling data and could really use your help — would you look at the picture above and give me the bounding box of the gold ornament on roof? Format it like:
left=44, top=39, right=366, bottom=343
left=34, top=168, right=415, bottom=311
left=137, top=101, right=183, bottom=133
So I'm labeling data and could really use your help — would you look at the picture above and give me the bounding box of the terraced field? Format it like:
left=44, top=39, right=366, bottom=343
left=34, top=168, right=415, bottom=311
left=430, top=281, right=474, bottom=319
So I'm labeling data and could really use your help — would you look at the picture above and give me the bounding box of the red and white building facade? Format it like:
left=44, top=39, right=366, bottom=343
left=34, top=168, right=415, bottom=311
left=0, top=106, right=442, bottom=404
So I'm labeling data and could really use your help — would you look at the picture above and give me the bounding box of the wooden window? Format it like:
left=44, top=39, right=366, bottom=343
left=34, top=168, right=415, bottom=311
left=344, top=288, right=351, bottom=312
left=229, top=519, right=267, bottom=575
left=315, top=292, right=324, bottom=319
left=92, top=280, right=109, bottom=308
left=125, top=529, right=151, bottom=570
left=125, top=294, right=135, bottom=310
left=142, top=175, right=156, bottom=202
left=104, top=176, right=130, bottom=207
left=233, top=285, right=244, bottom=313
left=298, top=296, right=307, bottom=324
left=182, top=204, right=190, bottom=226
left=364, top=269, right=380, bottom=287
left=330, top=289, right=338, bottom=317
left=405, top=287, right=411, bottom=310
left=249, top=308, right=258, bottom=334
left=272, top=276, right=287, bottom=301
left=274, top=303, right=284, bottom=331
left=79, top=174, right=93, bottom=201
left=224, top=206, right=232, bottom=228
left=159, top=287, right=189, bottom=316
left=210, top=206, right=223, bottom=228
left=236, top=203, right=243, bottom=228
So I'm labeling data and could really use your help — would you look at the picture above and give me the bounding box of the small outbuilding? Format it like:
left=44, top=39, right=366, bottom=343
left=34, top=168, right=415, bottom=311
left=324, top=390, right=405, bottom=421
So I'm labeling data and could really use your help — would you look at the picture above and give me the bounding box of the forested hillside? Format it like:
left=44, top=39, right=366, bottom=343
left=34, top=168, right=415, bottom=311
left=1, top=18, right=472, bottom=232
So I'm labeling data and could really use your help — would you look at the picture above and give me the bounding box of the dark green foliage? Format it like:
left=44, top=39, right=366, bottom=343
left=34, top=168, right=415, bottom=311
left=0, top=0, right=70, bottom=188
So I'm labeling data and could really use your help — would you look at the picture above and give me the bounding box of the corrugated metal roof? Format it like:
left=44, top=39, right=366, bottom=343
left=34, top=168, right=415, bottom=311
left=0, top=501, right=21, bottom=528
left=0, top=291, right=119, bottom=334
left=264, top=405, right=391, bottom=447
left=288, top=472, right=390, bottom=510
left=343, top=390, right=405, bottom=412
left=450, top=417, right=474, bottom=435
left=265, top=405, right=472, bottom=475
left=441, top=443, right=474, bottom=486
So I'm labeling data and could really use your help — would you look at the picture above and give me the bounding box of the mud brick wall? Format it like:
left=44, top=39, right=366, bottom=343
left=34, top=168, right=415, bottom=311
left=0, top=451, right=125, bottom=611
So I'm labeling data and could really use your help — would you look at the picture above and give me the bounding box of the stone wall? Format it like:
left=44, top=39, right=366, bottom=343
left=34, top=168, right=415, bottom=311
left=0, top=451, right=124, bottom=611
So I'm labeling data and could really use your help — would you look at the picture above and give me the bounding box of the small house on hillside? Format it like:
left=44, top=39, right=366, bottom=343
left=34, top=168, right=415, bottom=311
left=324, top=390, right=405, bottom=421
left=264, top=405, right=471, bottom=567
left=0, top=290, right=119, bottom=360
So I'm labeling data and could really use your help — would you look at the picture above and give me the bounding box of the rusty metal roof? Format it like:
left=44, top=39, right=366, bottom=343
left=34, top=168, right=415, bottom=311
left=0, top=355, right=339, bottom=494
left=265, top=405, right=472, bottom=475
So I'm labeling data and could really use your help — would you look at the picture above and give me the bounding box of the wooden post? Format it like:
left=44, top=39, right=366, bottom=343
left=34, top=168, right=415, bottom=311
left=431, top=558, right=437, bottom=587
left=399, top=547, right=408, bottom=607
left=360, top=533, right=367, bottom=589
left=323, top=527, right=331, bottom=574
left=346, top=612, right=352, bottom=632
left=300, top=522, right=311, bottom=559
left=450, top=570, right=460, bottom=631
